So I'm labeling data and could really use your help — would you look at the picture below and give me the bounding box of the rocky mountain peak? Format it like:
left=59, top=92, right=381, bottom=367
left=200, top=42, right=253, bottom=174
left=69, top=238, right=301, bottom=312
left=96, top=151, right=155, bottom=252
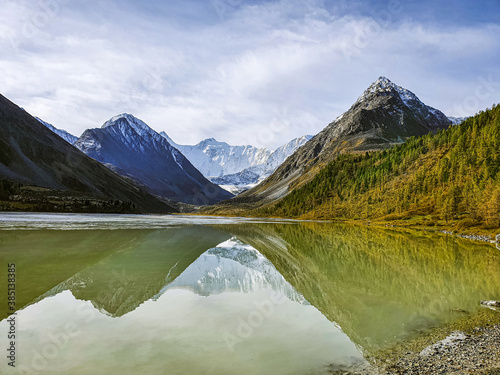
left=101, top=113, right=167, bottom=145
left=234, top=76, right=452, bottom=204
left=102, top=113, right=140, bottom=127
left=356, top=76, right=420, bottom=107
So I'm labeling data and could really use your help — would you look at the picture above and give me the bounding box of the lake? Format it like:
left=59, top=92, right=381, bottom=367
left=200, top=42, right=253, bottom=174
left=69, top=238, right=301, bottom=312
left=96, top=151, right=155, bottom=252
left=0, top=213, right=499, bottom=374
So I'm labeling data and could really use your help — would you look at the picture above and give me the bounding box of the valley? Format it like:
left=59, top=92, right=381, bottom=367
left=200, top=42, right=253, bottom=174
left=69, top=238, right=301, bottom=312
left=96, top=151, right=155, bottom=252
left=2, top=77, right=498, bottom=243
left=2, top=1, right=499, bottom=374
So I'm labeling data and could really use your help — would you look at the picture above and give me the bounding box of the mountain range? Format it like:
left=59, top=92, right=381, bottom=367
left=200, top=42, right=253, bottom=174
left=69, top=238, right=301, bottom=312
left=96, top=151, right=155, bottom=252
left=255, top=104, right=500, bottom=226
left=0, top=76, right=474, bottom=214
left=32, top=112, right=311, bottom=197
left=0, top=94, right=175, bottom=213
left=161, top=133, right=313, bottom=194
left=74, top=114, right=233, bottom=205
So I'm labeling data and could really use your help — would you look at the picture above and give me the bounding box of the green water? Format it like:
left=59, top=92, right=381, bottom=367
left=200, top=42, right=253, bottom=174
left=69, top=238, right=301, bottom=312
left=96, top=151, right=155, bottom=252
left=0, top=213, right=499, bottom=374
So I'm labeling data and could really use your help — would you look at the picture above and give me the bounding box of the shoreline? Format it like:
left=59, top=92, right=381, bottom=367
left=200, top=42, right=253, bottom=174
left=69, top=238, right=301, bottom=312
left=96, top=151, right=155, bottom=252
left=1, top=211, right=499, bottom=373
left=2, top=209, right=499, bottom=249
left=354, top=307, right=500, bottom=375
left=199, top=204, right=500, bottom=246
left=359, top=222, right=500, bottom=247
left=202, top=210, right=500, bottom=247
left=363, top=220, right=499, bottom=245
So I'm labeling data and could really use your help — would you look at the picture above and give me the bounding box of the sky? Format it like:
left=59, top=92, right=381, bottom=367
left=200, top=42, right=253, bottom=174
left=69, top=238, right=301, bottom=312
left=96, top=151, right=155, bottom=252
left=1, top=0, right=499, bottom=149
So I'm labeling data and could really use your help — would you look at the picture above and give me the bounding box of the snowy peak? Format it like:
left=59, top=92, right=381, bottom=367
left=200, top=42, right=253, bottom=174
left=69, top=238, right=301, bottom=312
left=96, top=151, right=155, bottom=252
left=160, top=133, right=312, bottom=185
left=35, top=117, right=78, bottom=144
left=77, top=113, right=171, bottom=163
left=360, top=79, right=467, bottom=127
left=261, top=135, right=313, bottom=174
left=356, top=76, right=420, bottom=106
left=74, top=114, right=233, bottom=205
left=272, top=135, right=313, bottom=157
left=208, top=135, right=313, bottom=194
left=160, top=134, right=271, bottom=178
left=101, top=113, right=163, bottom=143
left=195, top=137, right=229, bottom=148
left=158, top=132, right=311, bottom=195
left=102, top=113, right=147, bottom=129
left=448, top=116, right=468, bottom=125
left=351, top=76, right=451, bottom=129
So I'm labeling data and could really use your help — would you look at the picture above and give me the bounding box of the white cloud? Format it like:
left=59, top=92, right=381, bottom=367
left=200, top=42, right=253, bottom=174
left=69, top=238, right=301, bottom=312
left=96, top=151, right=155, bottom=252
left=0, top=0, right=499, bottom=148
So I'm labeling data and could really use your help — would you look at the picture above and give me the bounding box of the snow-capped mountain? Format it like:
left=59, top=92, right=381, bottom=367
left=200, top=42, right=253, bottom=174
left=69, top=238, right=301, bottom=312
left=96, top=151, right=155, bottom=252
left=35, top=117, right=78, bottom=144
left=163, top=237, right=307, bottom=303
left=160, top=133, right=313, bottom=194
left=74, top=114, right=233, bottom=205
left=257, top=135, right=314, bottom=175
left=210, top=135, right=313, bottom=194
left=159, top=134, right=271, bottom=177
left=0, top=95, right=173, bottom=213
left=236, top=76, right=452, bottom=203
left=353, top=76, right=452, bottom=129
left=448, top=116, right=468, bottom=125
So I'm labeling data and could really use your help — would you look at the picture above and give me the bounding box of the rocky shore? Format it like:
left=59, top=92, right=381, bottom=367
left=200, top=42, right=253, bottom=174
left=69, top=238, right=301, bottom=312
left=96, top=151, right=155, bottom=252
left=332, top=307, right=500, bottom=375
left=381, top=324, right=500, bottom=374
left=439, top=230, right=495, bottom=244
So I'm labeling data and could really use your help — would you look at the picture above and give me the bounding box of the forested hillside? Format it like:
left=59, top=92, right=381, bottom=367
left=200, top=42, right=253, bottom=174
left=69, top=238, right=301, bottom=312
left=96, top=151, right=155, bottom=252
left=257, top=105, right=500, bottom=229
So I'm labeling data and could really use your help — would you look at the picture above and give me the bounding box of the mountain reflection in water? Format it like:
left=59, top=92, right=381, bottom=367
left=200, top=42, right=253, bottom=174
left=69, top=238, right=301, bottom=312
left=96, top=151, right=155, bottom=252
left=1, top=214, right=499, bottom=374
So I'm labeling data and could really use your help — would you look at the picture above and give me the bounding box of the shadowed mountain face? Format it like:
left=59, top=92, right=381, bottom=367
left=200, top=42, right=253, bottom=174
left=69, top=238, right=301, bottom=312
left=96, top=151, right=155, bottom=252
left=0, top=94, right=175, bottom=213
left=75, top=114, right=234, bottom=205
left=235, top=77, right=451, bottom=204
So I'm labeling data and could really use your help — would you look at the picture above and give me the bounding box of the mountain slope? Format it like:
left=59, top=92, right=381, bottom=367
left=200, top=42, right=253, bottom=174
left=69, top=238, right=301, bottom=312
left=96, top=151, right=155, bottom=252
left=75, top=114, right=233, bottom=205
left=0, top=94, right=175, bottom=213
left=161, top=133, right=313, bottom=194
left=232, top=77, right=452, bottom=205
left=35, top=117, right=78, bottom=144
left=257, top=104, right=500, bottom=227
